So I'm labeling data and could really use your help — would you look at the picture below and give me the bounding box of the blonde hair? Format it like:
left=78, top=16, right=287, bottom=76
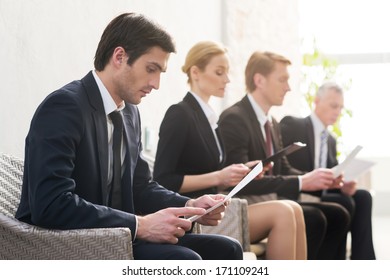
left=182, top=41, right=227, bottom=84
left=245, top=51, right=291, bottom=92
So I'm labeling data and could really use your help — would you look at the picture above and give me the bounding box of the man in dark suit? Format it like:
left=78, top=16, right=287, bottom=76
left=15, top=13, right=242, bottom=260
left=218, top=51, right=350, bottom=259
left=280, top=82, right=376, bottom=259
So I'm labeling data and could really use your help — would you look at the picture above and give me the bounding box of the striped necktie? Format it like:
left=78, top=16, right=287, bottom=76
left=319, top=129, right=328, bottom=168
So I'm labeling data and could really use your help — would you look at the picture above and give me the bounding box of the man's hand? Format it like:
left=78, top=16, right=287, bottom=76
left=187, top=194, right=229, bottom=226
left=246, top=160, right=272, bottom=180
left=340, top=180, right=357, bottom=196
left=301, top=168, right=341, bottom=191
left=136, top=207, right=206, bottom=244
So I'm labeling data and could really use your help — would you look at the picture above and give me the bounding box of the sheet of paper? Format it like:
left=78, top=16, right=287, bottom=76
left=188, top=161, right=263, bottom=222
left=342, top=158, right=376, bottom=181
left=331, top=145, right=363, bottom=178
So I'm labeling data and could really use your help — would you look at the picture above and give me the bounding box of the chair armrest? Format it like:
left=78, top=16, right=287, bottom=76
left=192, top=222, right=202, bottom=234
left=0, top=214, right=133, bottom=260
left=200, top=198, right=251, bottom=252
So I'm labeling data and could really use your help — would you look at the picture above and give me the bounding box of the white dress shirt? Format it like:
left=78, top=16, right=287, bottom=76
left=310, top=113, right=328, bottom=169
left=92, top=71, right=137, bottom=238
left=247, top=94, right=302, bottom=189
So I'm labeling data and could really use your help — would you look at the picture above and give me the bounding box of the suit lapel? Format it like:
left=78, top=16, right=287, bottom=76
left=241, top=96, right=268, bottom=157
left=327, top=135, right=338, bottom=167
left=122, top=106, right=137, bottom=180
left=121, top=107, right=136, bottom=213
left=184, top=93, right=221, bottom=164
left=215, top=127, right=226, bottom=163
left=270, top=118, right=279, bottom=151
left=93, top=112, right=109, bottom=205
left=82, top=72, right=109, bottom=205
left=305, top=116, right=316, bottom=170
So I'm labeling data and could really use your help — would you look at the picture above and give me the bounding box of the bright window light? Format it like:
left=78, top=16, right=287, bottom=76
left=299, top=0, right=390, bottom=157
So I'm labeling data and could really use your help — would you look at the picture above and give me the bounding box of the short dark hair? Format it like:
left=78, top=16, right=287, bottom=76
left=94, top=13, right=176, bottom=71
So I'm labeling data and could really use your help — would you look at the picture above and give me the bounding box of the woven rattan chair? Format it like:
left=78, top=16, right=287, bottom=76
left=200, top=198, right=251, bottom=252
left=143, top=152, right=259, bottom=259
left=0, top=153, right=133, bottom=259
left=199, top=198, right=263, bottom=259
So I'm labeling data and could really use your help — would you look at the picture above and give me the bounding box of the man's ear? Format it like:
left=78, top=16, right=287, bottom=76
left=113, top=47, right=127, bottom=67
left=253, top=73, right=266, bottom=89
left=314, top=95, right=321, bottom=107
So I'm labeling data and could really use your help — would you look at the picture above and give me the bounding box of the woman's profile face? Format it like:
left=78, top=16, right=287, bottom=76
left=192, top=53, right=230, bottom=98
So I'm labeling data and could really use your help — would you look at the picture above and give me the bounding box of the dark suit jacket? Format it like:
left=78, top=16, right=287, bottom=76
left=218, top=95, right=302, bottom=200
left=281, top=116, right=376, bottom=260
left=16, top=71, right=188, bottom=235
left=280, top=115, right=338, bottom=170
left=153, top=92, right=224, bottom=198
left=280, top=115, right=339, bottom=196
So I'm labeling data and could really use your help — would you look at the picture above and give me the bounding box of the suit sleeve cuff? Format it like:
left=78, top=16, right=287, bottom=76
left=297, top=175, right=302, bottom=191
left=133, top=216, right=138, bottom=241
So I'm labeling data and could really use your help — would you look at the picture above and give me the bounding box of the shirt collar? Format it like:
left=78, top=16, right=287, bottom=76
left=310, top=112, right=327, bottom=135
left=189, top=91, right=218, bottom=129
left=247, top=93, right=271, bottom=126
left=92, top=70, right=125, bottom=115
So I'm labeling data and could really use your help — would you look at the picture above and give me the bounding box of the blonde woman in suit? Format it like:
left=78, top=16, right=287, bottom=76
left=154, top=41, right=307, bottom=259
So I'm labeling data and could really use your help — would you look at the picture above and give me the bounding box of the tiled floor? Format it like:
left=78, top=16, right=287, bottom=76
left=372, top=215, right=390, bottom=260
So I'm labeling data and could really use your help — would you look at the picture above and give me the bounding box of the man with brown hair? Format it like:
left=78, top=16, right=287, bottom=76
left=218, top=51, right=350, bottom=259
left=16, top=12, right=242, bottom=260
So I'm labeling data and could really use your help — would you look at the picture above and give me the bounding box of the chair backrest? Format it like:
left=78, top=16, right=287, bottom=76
left=200, top=198, right=251, bottom=252
left=0, top=154, right=23, bottom=217
left=0, top=154, right=134, bottom=260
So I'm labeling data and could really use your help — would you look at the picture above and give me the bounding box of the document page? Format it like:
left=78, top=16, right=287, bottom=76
left=331, top=145, right=364, bottom=178
left=188, top=161, right=263, bottom=222
left=342, top=158, right=376, bottom=181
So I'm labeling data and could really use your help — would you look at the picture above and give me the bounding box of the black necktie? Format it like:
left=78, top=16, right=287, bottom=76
left=264, top=120, right=273, bottom=175
left=109, top=111, right=123, bottom=209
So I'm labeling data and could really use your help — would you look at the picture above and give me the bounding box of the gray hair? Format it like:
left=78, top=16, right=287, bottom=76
left=316, top=81, right=343, bottom=98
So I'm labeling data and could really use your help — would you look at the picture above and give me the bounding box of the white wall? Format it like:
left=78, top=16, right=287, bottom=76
left=1, top=0, right=137, bottom=157
left=220, top=0, right=302, bottom=119
left=139, top=0, right=302, bottom=154
left=0, top=0, right=300, bottom=158
left=0, top=0, right=225, bottom=157
left=364, top=157, right=390, bottom=216
left=1, top=0, right=388, bottom=215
